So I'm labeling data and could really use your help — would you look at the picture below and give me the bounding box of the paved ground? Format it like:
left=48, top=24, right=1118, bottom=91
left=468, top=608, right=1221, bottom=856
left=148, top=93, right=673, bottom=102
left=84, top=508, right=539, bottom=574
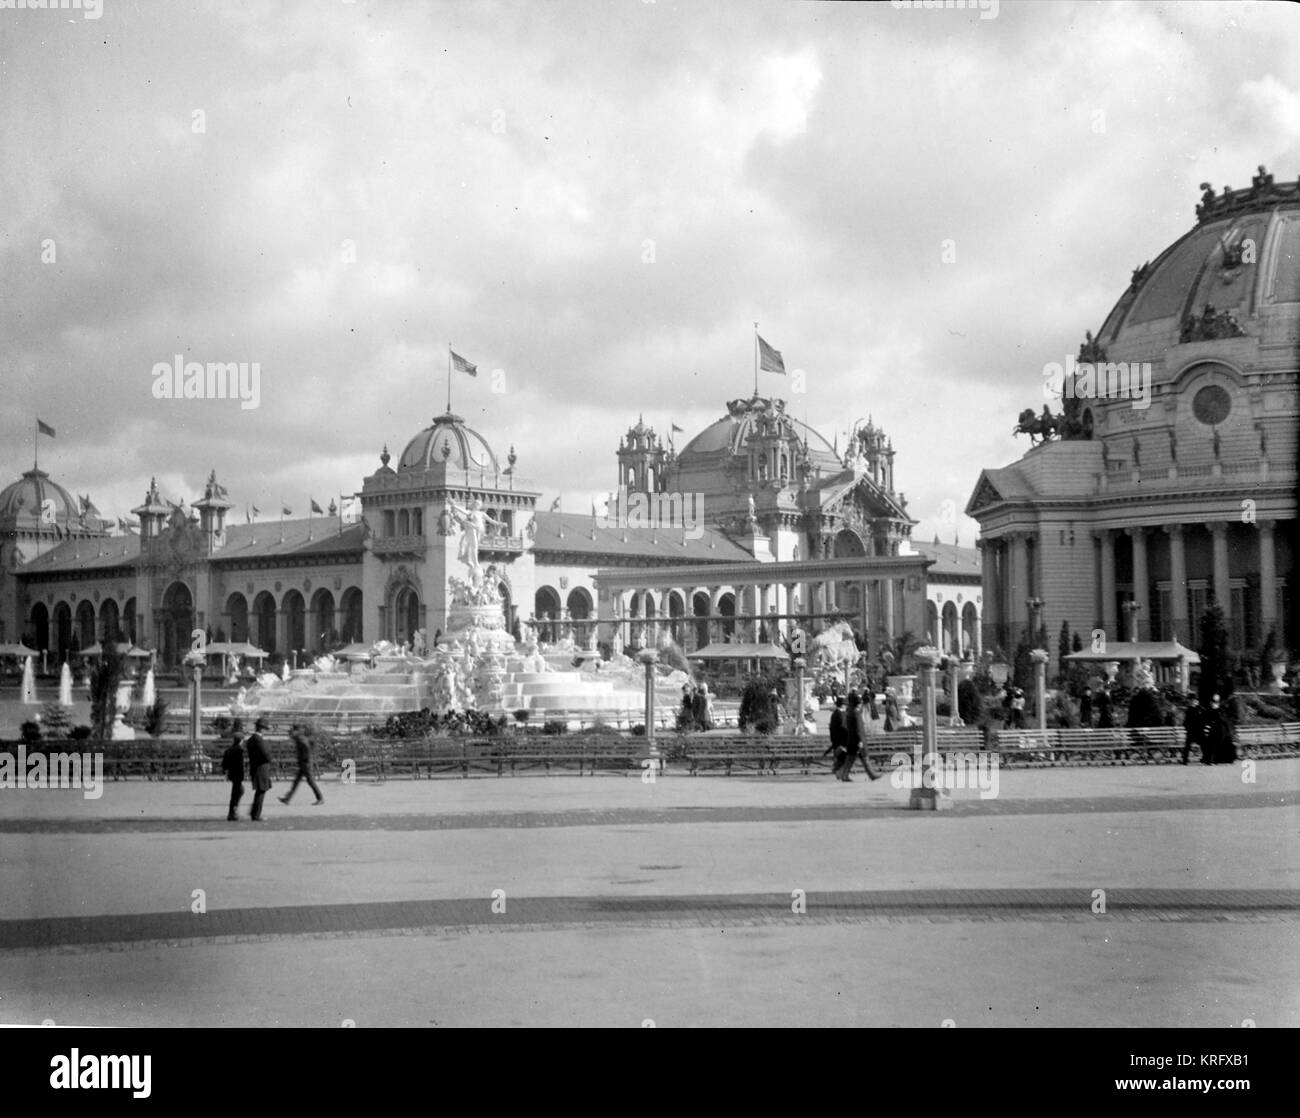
left=1, top=759, right=1297, bottom=1027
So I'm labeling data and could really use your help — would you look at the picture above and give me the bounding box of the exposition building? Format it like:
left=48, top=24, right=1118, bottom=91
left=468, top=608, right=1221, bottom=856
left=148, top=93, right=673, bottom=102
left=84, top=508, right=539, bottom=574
left=0, top=396, right=979, bottom=670
left=967, top=168, right=1299, bottom=675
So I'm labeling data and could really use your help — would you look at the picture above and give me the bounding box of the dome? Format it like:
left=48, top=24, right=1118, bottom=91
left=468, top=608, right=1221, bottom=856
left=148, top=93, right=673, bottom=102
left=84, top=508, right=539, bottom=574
left=678, top=394, right=841, bottom=468
left=398, top=411, right=500, bottom=473
left=1096, top=167, right=1300, bottom=367
left=0, top=467, right=78, bottom=526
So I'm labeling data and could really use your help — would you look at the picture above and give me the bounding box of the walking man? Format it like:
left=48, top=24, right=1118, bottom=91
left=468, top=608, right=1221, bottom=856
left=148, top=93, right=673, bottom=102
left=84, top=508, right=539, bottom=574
left=245, top=716, right=273, bottom=821
left=823, top=696, right=848, bottom=779
left=221, top=719, right=245, bottom=821
left=1180, top=696, right=1204, bottom=765
left=280, top=724, right=325, bottom=806
left=841, top=691, right=881, bottom=781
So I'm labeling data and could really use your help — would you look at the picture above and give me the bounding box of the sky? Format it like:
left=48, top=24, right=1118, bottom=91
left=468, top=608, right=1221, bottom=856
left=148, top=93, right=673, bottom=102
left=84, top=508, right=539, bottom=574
left=2, top=0, right=1298, bottom=544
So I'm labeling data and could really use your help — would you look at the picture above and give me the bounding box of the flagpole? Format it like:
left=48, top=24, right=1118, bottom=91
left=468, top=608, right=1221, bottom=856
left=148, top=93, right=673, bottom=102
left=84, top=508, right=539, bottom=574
left=33, top=419, right=37, bottom=470
left=447, top=345, right=452, bottom=414
left=753, top=323, right=759, bottom=396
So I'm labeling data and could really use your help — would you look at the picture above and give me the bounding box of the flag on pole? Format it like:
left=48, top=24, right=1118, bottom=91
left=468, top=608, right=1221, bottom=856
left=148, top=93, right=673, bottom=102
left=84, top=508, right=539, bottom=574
left=37, top=419, right=56, bottom=437
left=671, top=423, right=684, bottom=434
left=757, top=335, right=785, bottom=374
left=450, top=350, right=478, bottom=377
left=310, top=499, right=324, bottom=515
left=549, top=497, right=560, bottom=511
left=282, top=504, right=292, bottom=517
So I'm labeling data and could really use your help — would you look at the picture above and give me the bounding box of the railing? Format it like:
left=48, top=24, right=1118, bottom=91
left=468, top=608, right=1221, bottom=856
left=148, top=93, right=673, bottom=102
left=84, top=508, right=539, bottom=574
left=478, top=534, right=524, bottom=554
left=371, top=535, right=428, bottom=556
left=7, top=722, right=1297, bottom=779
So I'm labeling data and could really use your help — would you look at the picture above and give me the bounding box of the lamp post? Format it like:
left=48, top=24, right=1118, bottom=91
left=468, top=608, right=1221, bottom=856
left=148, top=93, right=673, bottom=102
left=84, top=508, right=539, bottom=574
left=792, top=656, right=807, bottom=736
left=637, top=648, right=659, bottom=755
left=1030, top=648, right=1049, bottom=730
left=183, top=648, right=206, bottom=749
left=908, top=645, right=951, bottom=811
left=1122, top=600, right=1141, bottom=643
left=1026, top=597, right=1044, bottom=645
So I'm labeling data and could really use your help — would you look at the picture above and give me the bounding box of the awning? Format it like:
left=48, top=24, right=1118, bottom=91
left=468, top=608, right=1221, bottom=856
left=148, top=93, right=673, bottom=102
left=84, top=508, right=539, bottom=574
left=80, top=642, right=152, bottom=658
left=1064, top=641, right=1200, bottom=664
left=0, top=642, right=39, bottom=657
left=688, top=642, right=790, bottom=661
left=205, top=641, right=269, bottom=659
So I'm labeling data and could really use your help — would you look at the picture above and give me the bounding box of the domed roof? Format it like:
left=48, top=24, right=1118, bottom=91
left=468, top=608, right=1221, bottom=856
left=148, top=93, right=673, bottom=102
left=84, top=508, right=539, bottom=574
left=0, top=467, right=78, bottom=526
left=1096, top=167, right=1300, bottom=363
left=398, top=411, right=500, bottom=473
left=679, top=395, right=841, bottom=468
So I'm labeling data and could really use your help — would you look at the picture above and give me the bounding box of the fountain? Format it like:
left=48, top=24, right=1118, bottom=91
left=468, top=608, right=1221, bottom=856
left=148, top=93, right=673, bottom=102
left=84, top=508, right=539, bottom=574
left=141, top=667, right=156, bottom=708
left=58, top=662, right=73, bottom=707
left=20, top=657, right=37, bottom=705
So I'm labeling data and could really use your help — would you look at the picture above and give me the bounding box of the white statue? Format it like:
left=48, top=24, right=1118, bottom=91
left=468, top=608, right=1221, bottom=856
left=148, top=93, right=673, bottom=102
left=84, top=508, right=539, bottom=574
left=445, top=497, right=504, bottom=585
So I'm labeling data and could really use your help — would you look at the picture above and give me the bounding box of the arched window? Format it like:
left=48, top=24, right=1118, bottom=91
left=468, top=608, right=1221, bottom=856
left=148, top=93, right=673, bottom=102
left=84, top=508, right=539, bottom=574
left=413, top=508, right=423, bottom=536
left=383, top=510, right=396, bottom=537
left=398, top=509, right=410, bottom=536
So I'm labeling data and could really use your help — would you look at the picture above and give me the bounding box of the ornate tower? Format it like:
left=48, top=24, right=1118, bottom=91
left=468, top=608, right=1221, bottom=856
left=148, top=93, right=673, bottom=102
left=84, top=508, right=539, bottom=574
left=616, top=417, right=670, bottom=496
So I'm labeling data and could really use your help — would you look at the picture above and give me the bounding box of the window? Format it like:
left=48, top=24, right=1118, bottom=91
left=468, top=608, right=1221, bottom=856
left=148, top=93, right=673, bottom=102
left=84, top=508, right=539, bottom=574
left=383, top=510, right=395, bottom=538
left=413, top=508, right=423, bottom=536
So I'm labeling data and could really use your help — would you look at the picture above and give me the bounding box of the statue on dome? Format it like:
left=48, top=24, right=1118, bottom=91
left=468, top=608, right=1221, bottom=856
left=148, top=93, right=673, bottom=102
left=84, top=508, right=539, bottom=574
left=445, top=496, right=504, bottom=585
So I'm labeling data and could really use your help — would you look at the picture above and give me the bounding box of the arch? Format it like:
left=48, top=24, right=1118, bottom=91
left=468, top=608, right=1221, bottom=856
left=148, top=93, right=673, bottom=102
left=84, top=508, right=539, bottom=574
left=961, top=601, right=980, bottom=656
left=833, top=529, right=867, bottom=558
left=160, top=581, right=194, bottom=667
left=643, top=591, right=657, bottom=618
left=925, top=600, right=940, bottom=648
left=566, top=586, right=593, bottom=619
left=28, top=601, right=49, bottom=652
left=383, top=509, right=395, bottom=537
left=226, top=593, right=249, bottom=644
left=692, top=590, right=711, bottom=649
left=412, top=508, right=423, bottom=536
left=310, top=588, right=337, bottom=652
left=941, top=601, right=959, bottom=654
left=282, top=589, right=306, bottom=659
left=535, top=586, right=561, bottom=643
left=75, top=600, right=96, bottom=650
left=393, top=585, right=420, bottom=647
left=398, top=508, right=411, bottom=536
left=122, top=598, right=137, bottom=645
left=252, top=591, right=277, bottom=655
left=339, top=587, right=363, bottom=643
left=99, top=598, right=121, bottom=644
left=717, top=591, right=736, bottom=640
left=667, top=590, right=685, bottom=645
left=53, top=602, right=72, bottom=661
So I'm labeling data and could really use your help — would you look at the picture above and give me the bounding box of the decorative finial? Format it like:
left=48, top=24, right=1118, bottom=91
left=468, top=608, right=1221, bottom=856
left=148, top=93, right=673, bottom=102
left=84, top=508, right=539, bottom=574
left=508, top=445, right=517, bottom=469
left=380, top=445, right=391, bottom=468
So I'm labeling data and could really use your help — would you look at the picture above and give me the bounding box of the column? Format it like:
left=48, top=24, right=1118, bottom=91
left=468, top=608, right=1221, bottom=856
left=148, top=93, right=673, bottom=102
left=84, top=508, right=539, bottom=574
left=1165, top=524, right=1188, bottom=645
left=1096, top=529, right=1116, bottom=643
left=1259, top=521, right=1277, bottom=639
left=1128, top=526, right=1149, bottom=641
left=882, top=577, right=895, bottom=641
left=1008, top=532, right=1029, bottom=640
left=978, top=540, right=998, bottom=636
left=1209, top=522, right=1230, bottom=619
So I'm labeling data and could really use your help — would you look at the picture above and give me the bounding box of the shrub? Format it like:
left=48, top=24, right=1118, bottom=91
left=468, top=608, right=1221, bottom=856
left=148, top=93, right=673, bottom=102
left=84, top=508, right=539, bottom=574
left=630, top=723, right=646, bottom=736
left=957, top=679, right=983, bottom=725
left=513, top=709, right=531, bottom=724
left=69, top=725, right=92, bottom=741
left=41, top=702, right=71, bottom=739
left=143, top=696, right=169, bottom=738
left=542, top=719, right=567, bottom=736
left=209, top=713, right=232, bottom=736
left=20, top=720, right=42, bottom=745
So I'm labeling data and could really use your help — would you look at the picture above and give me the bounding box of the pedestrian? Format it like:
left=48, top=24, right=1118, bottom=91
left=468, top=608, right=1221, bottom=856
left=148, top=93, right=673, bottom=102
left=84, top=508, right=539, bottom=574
left=1180, top=696, right=1204, bottom=765
left=769, top=689, right=787, bottom=732
left=220, top=719, right=245, bottom=822
left=823, top=696, right=848, bottom=779
left=680, top=682, right=697, bottom=731
left=693, top=682, right=715, bottom=732
left=1204, top=694, right=1235, bottom=764
left=245, top=715, right=274, bottom=821
left=280, top=724, right=325, bottom=806
left=1096, top=687, right=1114, bottom=729
left=1079, top=687, right=1093, bottom=728
left=883, top=687, right=899, bottom=733
left=842, top=691, right=881, bottom=781
left=1010, top=687, right=1027, bottom=729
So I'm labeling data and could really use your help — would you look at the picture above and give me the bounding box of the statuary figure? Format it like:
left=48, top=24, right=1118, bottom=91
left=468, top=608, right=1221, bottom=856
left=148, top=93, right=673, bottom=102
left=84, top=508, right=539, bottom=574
left=445, top=497, right=504, bottom=585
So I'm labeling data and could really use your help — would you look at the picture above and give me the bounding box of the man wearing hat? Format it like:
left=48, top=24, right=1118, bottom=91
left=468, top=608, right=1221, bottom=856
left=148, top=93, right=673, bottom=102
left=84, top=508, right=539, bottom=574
left=220, top=719, right=246, bottom=821
left=281, top=724, right=324, bottom=806
left=245, top=716, right=274, bottom=821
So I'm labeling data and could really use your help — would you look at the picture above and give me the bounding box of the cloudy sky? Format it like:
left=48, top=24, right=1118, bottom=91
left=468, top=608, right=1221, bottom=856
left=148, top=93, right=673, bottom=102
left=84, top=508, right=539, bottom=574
left=2, top=0, right=1297, bottom=544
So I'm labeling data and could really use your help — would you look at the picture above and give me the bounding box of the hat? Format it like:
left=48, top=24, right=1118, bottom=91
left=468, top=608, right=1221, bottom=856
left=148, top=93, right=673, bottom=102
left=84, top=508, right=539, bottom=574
left=230, top=718, right=243, bottom=734
left=254, top=716, right=269, bottom=730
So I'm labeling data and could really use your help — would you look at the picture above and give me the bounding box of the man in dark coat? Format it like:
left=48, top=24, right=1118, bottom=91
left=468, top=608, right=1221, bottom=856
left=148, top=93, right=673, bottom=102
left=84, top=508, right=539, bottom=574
left=1079, top=687, right=1093, bottom=728
left=1096, top=688, right=1115, bottom=728
left=840, top=691, right=881, bottom=782
left=823, top=696, right=848, bottom=779
left=220, top=720, right=246, bottom=821
left=245, top=716, right=273, bottom=821
left=1203, top=694, right=1235, bottom=764
left=280, top=724, right=324, bottom=806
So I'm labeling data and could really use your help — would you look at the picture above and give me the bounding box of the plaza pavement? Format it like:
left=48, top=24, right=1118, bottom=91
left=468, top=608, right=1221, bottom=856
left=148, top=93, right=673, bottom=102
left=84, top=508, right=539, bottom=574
left=0, top=758, right=1297, bottom=1027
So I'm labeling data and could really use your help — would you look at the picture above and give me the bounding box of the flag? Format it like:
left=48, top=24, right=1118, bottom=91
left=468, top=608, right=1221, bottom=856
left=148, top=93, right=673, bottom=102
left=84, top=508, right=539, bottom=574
left=671, top=423, right=684, bottom=433
left=451, top=350, right=477, bottom=377
left=757, top=334, right=785, bottom=374
left=249, top=505, right=260, bottom=522
left=549, top=497, right=560, bottom=511
left=311, top=499, right=324, bottom=515
left=37, top=418, right=55, bottom=437
left=282, top=505, right=292, bottom=517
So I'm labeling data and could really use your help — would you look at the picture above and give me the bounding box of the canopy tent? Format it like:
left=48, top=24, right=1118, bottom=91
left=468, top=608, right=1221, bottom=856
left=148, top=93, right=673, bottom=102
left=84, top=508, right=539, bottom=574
left=0, top=642, right=39, bottom=658
left=1064, top=641, right=1200, bottom=665
left=80, top=642, right=152, bottom=658
left=204, top=641, right=269, bottom=659
left=688, top=642, right=790, bottom=661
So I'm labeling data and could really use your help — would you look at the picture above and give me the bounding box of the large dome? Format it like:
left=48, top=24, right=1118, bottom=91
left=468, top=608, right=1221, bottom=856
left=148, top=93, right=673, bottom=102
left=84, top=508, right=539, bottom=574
left=0, top=467, right=78, bottom=526
left=1096, top=168, right=1300, bottom=368
left=398, top=411, right=500, bottom=473
left=678, top=394, right=841, bottom=469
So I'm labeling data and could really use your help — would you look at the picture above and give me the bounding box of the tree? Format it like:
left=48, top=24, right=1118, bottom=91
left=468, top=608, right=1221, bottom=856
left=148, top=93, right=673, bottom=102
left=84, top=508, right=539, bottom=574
left=957, top=678, right=983, bottom=725
left=89, top=641, right=126, bottom=741
left=1012, top=640, right=1034, bottom=691
left=1057, top=620, right=1072, bottom=684
left=1071, top=632, right=1083, bottom=652
left=1196, top=602, right=1233, bottom=708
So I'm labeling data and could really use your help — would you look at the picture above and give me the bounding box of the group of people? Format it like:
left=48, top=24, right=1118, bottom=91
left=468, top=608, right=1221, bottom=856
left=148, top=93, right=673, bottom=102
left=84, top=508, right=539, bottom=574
left=1001, top=682, right=1029, bottom=728
left=678, top=681, right=716, bottom=732
left=1077, top=686, right=1117, bottom=728
left=220, top=716, right=324, bottom=821
left=822, top=691, right=881, bottom=782
left=1181, top=694, right=1236, bottom=765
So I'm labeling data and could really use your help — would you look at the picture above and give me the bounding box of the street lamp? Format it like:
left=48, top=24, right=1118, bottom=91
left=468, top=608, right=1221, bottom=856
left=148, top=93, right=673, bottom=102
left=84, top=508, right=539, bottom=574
left=1122, top=599, right=1141, bottom=643
left=1026, top=597, right=1044, bottom=643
